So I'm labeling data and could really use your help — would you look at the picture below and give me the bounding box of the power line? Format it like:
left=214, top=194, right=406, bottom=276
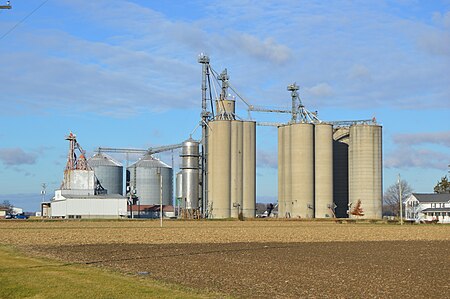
left=0, top=0, right=49, bottom=42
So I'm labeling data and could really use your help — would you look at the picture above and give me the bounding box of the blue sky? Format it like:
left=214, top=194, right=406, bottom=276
left=0, top=0, right=449, bottom=212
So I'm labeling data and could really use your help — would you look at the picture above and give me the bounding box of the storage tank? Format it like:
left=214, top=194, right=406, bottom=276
left=314, top=123, right=333, bottom=218
left=349, top=124, right=382, bottom=219
left=230, top=120, right=243, bottom=218
left=242, top=121, right=256, bottom=218
left=88, top=153, right=123, bottom=195
left=181, top=138, right=200, bottom=209
left=175, top=171, right=182, bottom=206
left=216, top=99, right=235, bottom=118
left=290, top=123, right=314, bottom=218
left=127, top=155, right=173, bottom=206
left=284, top=125, right=293, bottom=218
left=207, top=120, right=231, bottom=218
left=280, top=124, right=293, bottom=218
left=333, top=127, right=350, bottom=218
left=277, top=125, right=285, bottom=218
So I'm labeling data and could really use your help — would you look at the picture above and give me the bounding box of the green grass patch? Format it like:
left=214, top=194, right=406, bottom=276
left=0, top=246, right=216, bottom=299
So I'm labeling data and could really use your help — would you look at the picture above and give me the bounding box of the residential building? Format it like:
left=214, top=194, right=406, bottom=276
left=404, top=193, right=450, bottom=223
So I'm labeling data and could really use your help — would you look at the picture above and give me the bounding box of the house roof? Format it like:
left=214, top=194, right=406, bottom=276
left=412, top=193, right=450, bottom=203
left=130, top=204, right=174, bottom=212
left=63, top=194, right=126, bottom=200
left=421, top=208, right=450, bottom=213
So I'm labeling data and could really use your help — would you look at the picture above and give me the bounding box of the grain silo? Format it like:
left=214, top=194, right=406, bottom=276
left=278, top=122, right=315, bottom=218
left=314, top=123, right=333, bottom=218
left=175, top=171, right=182, bottom=206
left=333, top=127, right=350, bottom=218
left=181, top=138, right=200, bottom=210
left=348, top=124, right=382, bottom=219
left=290, top=123, right=314, bottom=218
left=127, top=155, right=173, bottom=206
left=242, top=121, right=256, bottom=218
left=207, top=120, right=231, bottom=218
left=277, top=125, right=286, bottom=217
left=206, top=98, right=256, bottom=219
left=230, top=120, right=243, bottom=218
left=88, top=153, right=123, bottom=195
left=282, top=125, right=292, bottom=218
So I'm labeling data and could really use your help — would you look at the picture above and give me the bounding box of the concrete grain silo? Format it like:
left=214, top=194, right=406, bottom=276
left=207, top=120, right=232, bottom=218
left=242, top=121, right=256, bottom=218
left=314, top=123, right=333, bottom=218
left=277, top=125, right=286, bottom=218
left=206, top=96, right=256, bottom=219
left=230, top=120, right=243, bottom=218
left=127, top=155, right=173, bottom=206
left=278, top=124, right=293, bottom=218
left=290, top=123, right=314, bottom=218
left=348, top=124, right=382, bottom=219
left=333, top=127, right=350, bottom=218
left=88, top=153, right=123, bottom=195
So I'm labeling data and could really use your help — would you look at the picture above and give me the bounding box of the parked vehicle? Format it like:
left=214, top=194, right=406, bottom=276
left=5, top=214, right=12, bottom=219
left=14, top=214, right=29, bottom=220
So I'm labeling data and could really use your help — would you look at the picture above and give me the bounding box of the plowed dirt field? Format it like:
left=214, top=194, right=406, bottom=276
left=3, top=220, right=450, bottom=298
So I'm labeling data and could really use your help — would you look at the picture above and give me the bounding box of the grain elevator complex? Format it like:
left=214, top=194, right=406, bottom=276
left=46, top=55, right=382, bottom=220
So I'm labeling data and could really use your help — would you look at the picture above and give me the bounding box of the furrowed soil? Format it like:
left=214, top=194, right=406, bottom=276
left=2, top=220, right=450, bottom=298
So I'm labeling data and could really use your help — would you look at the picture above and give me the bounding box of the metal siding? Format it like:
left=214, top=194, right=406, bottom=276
left=181, top=139, right=200, bottom=209
left=176, top=171, right=182, bottom=200
left=92, top=165, right=123, bottom=195
left=128, top=158, right=173, bottom=206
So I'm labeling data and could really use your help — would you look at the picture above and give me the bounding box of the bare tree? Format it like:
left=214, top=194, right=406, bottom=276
left=383, top=180, right=413, bottom=216
left=0, top=200, right=13, bottom=215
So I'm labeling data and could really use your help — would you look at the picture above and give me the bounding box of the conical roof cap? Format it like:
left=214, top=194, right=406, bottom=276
left=88, top=153, right=122, bottom=167
left=128, top=154, right=171, bottom=169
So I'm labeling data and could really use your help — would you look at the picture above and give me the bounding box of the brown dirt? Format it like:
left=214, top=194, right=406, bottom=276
left=3, top=220, right=450, bottom=298
left=28, top=241, right=450, bottom=298
left=2, top=220, right=450, bottom=245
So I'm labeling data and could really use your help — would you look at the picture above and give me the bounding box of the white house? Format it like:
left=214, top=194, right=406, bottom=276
left=404, top=193, right=450, bottom=224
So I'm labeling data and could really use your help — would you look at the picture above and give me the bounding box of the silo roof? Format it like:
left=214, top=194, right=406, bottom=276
left=88, top=153, right=122, bottom=167
left=128, top=154, right=171, bottom=169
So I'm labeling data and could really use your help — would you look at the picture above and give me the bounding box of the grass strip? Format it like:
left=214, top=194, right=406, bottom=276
left=0, top=245, right=216, bottom=299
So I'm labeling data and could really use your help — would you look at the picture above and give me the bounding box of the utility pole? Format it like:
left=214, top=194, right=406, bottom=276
left=398, top=174, right=403, bottom=225
left=159, top=168, right=163, bottom=228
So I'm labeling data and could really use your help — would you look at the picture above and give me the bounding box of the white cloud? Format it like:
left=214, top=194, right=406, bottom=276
left=385, top=131, right=450, bottom=170
left=307, top=83, right=334, bottom=98
left=257, top=149, right=277, bottom=169
left=0, top=148, right=37, bottom=166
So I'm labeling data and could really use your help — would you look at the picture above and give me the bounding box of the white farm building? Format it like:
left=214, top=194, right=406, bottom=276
left=404, top=193, right=450, bottom=224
